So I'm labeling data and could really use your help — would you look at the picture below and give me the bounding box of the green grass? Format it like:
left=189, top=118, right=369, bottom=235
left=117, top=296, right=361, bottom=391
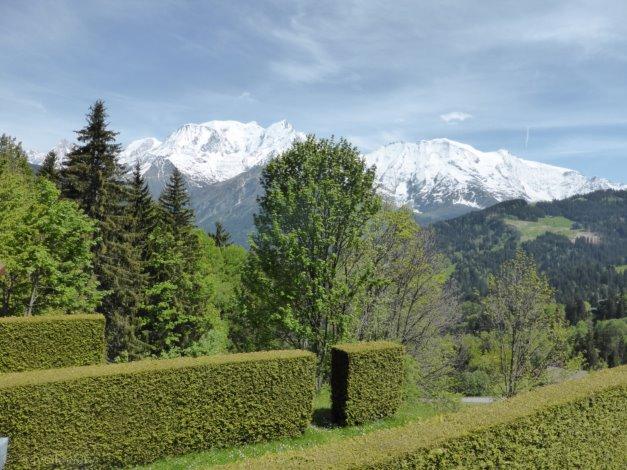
left=615, top=264, right=627, bottom=274
left=136, top=388, right=442, bottom=469
left=505, top=216, right=584, bottom=242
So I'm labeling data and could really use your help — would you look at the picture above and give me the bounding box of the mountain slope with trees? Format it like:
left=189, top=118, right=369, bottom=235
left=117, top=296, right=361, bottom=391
left=433, top=189, right=627, bottom=320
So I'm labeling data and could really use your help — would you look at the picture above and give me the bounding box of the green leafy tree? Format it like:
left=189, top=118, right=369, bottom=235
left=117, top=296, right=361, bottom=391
left=0, top=134, right=31, bottom=176
left=39, top=150, right=59, bottom=184
left=352, top=206, right=460, bottom=395
left=594, top=318, right=627, bottom=367
left=60, top=100, right=142, bottom=358
left=209, top=222, right=231, bottom=248
left=238, top=136, right=380, bottom=385
left=484, top=250, right=565, bottom=396
left=0, top=169, right=100, bottom=316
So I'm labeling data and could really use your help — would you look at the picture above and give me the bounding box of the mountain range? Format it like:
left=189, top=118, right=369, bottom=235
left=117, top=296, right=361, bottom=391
left=27, top=120, right=625, bottom=245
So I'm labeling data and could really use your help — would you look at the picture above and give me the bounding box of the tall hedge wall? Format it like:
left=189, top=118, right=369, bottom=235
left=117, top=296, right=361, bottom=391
left=331, top=341, right=404, bottom=425
left=0, top=349, right=316, bottom=469
left=224, top=365, right=627, bottom=469
left=0, top=314, right=105, bottom=372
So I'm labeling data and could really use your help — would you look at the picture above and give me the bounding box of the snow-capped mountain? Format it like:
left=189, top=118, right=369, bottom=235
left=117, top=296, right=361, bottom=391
left=27, top=139, right=74, bottom=166
left=364, top=138, right=624, bottom=221
left=118, top=119, right=304, bottom=191
left=27, top=121, right=625, bottom=244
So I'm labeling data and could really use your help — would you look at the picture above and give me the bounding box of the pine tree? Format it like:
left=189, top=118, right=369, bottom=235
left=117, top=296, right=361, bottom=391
left=129, top=162, right=157, bottom=258
left=158, top=168, right=195, bottom=237
left=39, top=150, right=59, bottom=184
left=60, top=100, right=143, bottom=359
left=209, top=222, right=231, bottom=248
left=139, top=169, right=211, bottom=355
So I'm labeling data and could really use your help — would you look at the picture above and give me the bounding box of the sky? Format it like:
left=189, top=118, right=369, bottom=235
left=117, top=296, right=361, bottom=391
left=1, top=0, right=627, bottom=181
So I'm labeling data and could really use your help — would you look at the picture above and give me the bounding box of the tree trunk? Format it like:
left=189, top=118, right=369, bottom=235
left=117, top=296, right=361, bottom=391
left=26, top=274, right=38, bottom=316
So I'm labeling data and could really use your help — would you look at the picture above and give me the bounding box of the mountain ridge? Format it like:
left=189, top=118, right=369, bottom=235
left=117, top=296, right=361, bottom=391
left=27, top=120, right=625, bottom=244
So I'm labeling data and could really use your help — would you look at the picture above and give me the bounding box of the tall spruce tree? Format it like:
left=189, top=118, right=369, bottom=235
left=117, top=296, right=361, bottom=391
left=158, top=168, right=195, bottom=237
left=60, top=100, right=142, bottom=359
left=139, top=169, right=210, bottom=354
left=39, top=150, right=59, bottom=184
left=129, top=162, right=157, bottom=258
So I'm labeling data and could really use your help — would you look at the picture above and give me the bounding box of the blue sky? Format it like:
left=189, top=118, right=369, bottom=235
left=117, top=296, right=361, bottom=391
left=1, top=0, right=627, bottom=181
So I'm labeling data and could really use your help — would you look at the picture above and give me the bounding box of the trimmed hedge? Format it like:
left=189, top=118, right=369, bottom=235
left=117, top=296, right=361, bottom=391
left=0, top=314, right=105, bottom=372
left=223, top=365, right=627, bottom=469
left=331, top=341, right=404, bottom=426
left=0, top=349, right=316, bottom=469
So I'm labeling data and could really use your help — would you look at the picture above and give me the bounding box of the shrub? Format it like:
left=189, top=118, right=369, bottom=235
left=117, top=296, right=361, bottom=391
left=331, top=341, right=404, bottom=425
left=0, top=314, right=105, bottom=372
left=226, top=365, right=627, bottom=469
left=0, top=349, right=315, bottom=469
left=457, top=370, right=493, bottom=396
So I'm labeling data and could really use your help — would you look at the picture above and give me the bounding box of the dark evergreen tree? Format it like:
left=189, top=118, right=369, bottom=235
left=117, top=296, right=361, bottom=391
left=129, top=162, right=157, bottom=257
left=39, top=150, right=59, bottom=184
left=60, top=100, right=143, bottom=359
left=158, top=168, right=195, bottom=239
left=139, top=169, right=211, bottom=355
left=209, top=222, right=231, bottom=248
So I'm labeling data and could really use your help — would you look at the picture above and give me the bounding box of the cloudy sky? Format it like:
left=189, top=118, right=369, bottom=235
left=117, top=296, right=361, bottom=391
left=2, top=0, right=627, bottom=180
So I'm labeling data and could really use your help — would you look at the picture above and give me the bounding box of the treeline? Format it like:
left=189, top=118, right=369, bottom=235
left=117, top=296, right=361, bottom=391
left=434, top=193, right=627, bottom=317
left=0, top=102, right=246, bottom=360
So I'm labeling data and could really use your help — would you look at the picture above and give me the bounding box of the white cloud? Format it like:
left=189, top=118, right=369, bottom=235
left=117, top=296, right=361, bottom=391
left=440, top=111, right=473, bottom=123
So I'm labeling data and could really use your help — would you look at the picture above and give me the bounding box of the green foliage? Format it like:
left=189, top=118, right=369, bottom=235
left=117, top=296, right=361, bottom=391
left=238, top=136, right=380, bottom=384
left=331, top=341, right=404, bottom=426
left=595, top=317, right=627, bottom=367
left=209, top=221, right=232, bottom=248
left=158, top=167, right=195, bottom=234
left=0, top=134, right=31, bottom=176
left=60, top=100, right=143, bottom=358
left=141, top=387, right=440, bottom=469
left=224, top=365, right=627, bottom=469
left=484, top=250, right=565, bottom=396
left=434, top=191, right=627, bottom=320
left=0, top=171, right=100, bottom=316
left=0, top=314, right=105, bottom=372
left=39, top=150, right=60, bottom=184
left=350, top=206, right=459, bottom=396
left=140, top=202, right=216, bottom=357
left=0, top=349, right=316, bottom=469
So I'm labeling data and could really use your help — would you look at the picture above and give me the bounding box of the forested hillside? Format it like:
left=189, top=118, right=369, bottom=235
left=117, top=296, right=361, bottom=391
left=434, top=190, right=627, bottom=321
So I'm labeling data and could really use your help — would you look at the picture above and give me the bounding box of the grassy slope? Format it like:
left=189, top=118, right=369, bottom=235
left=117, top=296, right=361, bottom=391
left=504, top=216, right=583, bottom=242
left=137, top=388, right=441, bottom=469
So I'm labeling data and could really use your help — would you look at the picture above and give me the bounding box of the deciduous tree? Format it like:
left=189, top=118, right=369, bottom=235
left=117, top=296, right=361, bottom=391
left=238, top=136, right=380, bottom=385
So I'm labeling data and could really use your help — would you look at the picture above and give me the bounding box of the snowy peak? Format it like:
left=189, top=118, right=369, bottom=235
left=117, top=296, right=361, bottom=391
left=27, top=139, right=73, bottom=166
left=125, top=119, right=304, bottom=185
left=364, top=138, right=625, bottom=212
left=118, top=137, right=162, bottom=171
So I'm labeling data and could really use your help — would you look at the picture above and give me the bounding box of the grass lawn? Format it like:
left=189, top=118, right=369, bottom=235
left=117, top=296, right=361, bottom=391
left=505, top=216, right=583, bottom=242
left=136, top=388, right=443, bottom=469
